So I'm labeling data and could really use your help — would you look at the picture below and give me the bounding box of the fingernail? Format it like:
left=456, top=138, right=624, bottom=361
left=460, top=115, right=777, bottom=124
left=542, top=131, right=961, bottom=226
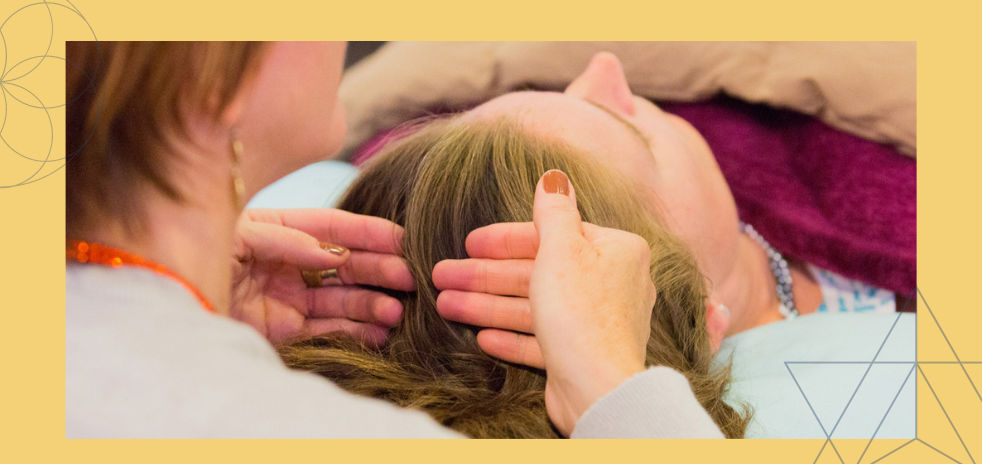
left=320, top=242, right=347, bottom=256
left=542, top=170, right=569, bottom=196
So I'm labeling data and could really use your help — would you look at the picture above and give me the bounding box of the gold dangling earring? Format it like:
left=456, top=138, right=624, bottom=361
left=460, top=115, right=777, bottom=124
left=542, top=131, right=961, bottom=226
left=229, top=128, right=247, bottom=211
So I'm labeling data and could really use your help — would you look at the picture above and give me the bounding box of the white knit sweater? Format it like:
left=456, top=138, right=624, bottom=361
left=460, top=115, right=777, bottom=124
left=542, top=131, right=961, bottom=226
left=66, top=265, right=723, bottom=439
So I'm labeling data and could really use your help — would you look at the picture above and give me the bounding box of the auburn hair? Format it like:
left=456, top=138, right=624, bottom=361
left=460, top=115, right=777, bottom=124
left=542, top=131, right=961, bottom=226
left=65, top=41, right=269, bottom=236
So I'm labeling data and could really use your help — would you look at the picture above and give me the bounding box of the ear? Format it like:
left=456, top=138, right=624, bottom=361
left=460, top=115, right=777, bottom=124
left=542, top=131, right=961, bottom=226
left=218, top=56, right=266, bottom=129
left=564, top=52, right=635, bottom=116
left=706, top=300, right=731, bottom=353
left=219, top=84, right=251, bottom=129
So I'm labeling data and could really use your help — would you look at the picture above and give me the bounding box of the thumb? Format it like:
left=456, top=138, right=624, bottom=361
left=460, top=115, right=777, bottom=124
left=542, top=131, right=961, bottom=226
left=236, top=220, right=350, bottom=270
left=533, top=170, right=583, bottom=247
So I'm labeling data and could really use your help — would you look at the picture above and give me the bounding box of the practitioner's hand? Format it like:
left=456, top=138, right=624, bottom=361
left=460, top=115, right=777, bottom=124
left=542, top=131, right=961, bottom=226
left=433, top=224, right=541, bottom=366
left=230, top=209, right=414, bottom=346
left=436, top=252, right=727, bottom=363
left=435, top=170, right=657, bottom=436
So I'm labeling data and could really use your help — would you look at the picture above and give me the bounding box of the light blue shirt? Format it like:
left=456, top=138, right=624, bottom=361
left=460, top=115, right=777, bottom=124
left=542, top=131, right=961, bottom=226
left=717, top=310, right=915, bottom=439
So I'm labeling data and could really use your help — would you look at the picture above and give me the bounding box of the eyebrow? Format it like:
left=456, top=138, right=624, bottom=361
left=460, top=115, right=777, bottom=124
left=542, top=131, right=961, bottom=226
left=586, top=100, right=653, bottom=152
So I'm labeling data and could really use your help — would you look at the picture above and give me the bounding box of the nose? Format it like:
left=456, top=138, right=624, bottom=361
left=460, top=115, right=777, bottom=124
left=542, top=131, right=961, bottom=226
left=563, top=52, right=636, bottom=116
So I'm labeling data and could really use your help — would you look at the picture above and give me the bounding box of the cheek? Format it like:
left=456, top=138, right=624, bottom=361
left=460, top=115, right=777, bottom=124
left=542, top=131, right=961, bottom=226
left=665, top=115, right=736, bottom=219
left=252, top=44, right=346, bottom=158
left=289, top=43, right=346, bottom=160
left=324, top=98, right=347, bottom=158
left=648, top=172, right=716, bottom=264
left=648, top=139, right=738, bottom=286
left=236, top=43, right=348, bottom=189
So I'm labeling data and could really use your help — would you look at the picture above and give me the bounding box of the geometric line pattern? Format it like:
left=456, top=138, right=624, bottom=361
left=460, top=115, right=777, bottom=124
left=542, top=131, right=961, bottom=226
left=0, top=0, right=102, bottom=188
left=915, top=286, right=979, bottom=464
left=786, top=289, right=981, bottom=463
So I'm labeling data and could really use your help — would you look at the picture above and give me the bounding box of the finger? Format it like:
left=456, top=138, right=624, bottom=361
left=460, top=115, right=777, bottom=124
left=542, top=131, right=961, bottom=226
left=464, top=222, right=608, bottom=260
left=302, top=318, right=390, bottom=348
left=431, top=259, right=533, bottom=297
left=247, top=208, right=404, bottom=255
left=465, top=222, right=538, bottom=259
left=476, top=329, right=545, bottom=370
left=336, top=251, right=416, bottom=291
left=533, top=170, right=583, bottom=249
left=307, top=286, right=403, bottom=327
left=436, top=290, right=533, bottom=333
left=237, top=220, right=350, bottom=269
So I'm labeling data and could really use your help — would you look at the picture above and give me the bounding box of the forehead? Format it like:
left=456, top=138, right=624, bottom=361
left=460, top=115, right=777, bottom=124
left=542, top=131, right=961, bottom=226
left=462, top=91, right=648, bottom=159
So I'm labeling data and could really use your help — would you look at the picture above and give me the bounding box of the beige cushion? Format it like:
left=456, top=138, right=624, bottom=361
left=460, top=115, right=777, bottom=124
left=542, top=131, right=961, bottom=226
left=339, top=41, right=915, bottom=157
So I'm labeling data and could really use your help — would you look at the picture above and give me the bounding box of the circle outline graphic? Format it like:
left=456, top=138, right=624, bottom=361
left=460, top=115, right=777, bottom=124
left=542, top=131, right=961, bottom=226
left=0, top=0, right=103, bottom=188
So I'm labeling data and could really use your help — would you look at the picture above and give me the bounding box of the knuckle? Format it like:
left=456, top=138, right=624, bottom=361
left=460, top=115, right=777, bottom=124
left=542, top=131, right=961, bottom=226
left=290, top=227, right=316, bottom=245
left=341, top=288, right=354, bottom=314
left=520, top=261, right=533, bottom=292
left=628, top=233, right=650, bottom=254
left=567, top=237, right=593, bottom=260
left=306, top=287, right=319, bottom=317
left=542, top=201, right=571, bottom=215
left=383, top=258, right=403, bottom=285
left=336, top=264, right=355, bottom=285
left=540, top=204, right=578, bottom=225
left=477, top=261, right=490, bottom=293
left=360, top=290, right=377, bottom=318
left=603, top=231, right=649, bottom=261
left=374, top=255, right=386, bottom=287
left=503, top=226, right=516, bottom=259
left=516, top=335, right=529, bottom=365
left=485, top=295, right=500, bottom=328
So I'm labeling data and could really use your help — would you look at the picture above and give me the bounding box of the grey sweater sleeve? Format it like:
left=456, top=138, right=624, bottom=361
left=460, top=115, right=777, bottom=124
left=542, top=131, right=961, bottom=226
left=570, top=366, right=725, bottom=439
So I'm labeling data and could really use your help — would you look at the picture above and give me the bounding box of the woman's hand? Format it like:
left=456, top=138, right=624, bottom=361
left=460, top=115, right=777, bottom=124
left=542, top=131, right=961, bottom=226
left=230, top=208, right=415, bottom=346
left=435, top=231, right=728, bottom=363
left=434, top=170, right=656, bottom=436
left=433, top=225, right=541, bottom=366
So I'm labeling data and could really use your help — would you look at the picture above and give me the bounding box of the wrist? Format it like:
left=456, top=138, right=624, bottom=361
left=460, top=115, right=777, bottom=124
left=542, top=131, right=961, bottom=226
left=557, top=360, right=646, bottom=424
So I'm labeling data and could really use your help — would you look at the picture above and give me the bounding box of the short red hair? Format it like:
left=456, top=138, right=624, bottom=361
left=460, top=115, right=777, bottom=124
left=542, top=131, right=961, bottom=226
left=66, top=41, right=269, bottom=236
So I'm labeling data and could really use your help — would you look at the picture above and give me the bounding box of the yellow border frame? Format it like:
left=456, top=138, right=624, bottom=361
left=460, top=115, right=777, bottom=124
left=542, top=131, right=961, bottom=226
left=1, top=0, right=978, bottom=462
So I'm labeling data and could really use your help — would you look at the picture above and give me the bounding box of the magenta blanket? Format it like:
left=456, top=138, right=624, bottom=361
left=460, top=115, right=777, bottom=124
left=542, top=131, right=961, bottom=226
left=353, top=96, right=916, bottom=296
left=661, top=97, right=915, bottom=296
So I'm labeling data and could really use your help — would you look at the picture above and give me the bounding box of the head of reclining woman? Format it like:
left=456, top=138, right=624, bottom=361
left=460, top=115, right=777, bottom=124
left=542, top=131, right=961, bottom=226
left=279, top=115, right=749, bottom=438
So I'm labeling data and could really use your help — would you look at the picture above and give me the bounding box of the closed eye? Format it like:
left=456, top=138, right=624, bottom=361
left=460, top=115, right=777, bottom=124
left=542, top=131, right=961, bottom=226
left=586, top=100, right=653, bottom=153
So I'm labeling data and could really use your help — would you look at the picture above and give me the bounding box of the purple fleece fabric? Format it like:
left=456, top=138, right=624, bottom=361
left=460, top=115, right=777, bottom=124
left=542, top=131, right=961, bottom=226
left=660, top=97, right=915, bottom=296
left=353, top=97, right=916, bottom=296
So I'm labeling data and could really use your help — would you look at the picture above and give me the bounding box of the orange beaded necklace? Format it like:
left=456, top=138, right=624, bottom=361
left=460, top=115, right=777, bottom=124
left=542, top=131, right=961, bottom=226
left=66, top=240, right=216, bottom=313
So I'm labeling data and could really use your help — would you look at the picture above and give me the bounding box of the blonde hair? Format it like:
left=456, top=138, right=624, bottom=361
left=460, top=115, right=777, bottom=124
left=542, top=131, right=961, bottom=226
left=280, top=118, right=749, bottom=438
